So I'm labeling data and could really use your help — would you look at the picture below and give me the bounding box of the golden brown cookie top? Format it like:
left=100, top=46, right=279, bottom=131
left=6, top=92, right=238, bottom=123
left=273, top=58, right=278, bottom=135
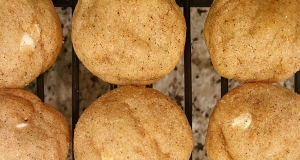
left=74, top=86, right=193, bottom=160
left=206, top=83, right=300, bottom=159
left=0, top=89, right=70, bottom=160
left=204, top=0, right=300, bottom=82
left=0, top=0, right=63, bottom=88
left=72, top=0, right=186, bottom=85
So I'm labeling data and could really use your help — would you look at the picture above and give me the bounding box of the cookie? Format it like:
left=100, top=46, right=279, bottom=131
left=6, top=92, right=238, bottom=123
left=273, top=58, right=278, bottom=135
left=72, top=0, right=186, bottom=85
left=74, top=86, right=193, bottom=159
left=206, top=83, right=300, bottom=159
left=0, top=0, right=63, bottom=88
left=0, top=89, right=70, bottom=159
left=204, top=0, right=300, bottom=82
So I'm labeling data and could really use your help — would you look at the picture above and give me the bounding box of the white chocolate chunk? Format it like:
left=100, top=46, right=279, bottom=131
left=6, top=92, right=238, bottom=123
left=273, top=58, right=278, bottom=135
left=16, top=122, right=28, bottom=129
left=20, top=34, right=35, bottom=49
left=232, top=113, right=252, bottom=129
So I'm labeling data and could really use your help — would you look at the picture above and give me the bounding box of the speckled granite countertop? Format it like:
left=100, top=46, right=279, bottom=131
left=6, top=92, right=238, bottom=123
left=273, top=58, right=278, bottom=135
left=24, top=7, right=295, bottom=160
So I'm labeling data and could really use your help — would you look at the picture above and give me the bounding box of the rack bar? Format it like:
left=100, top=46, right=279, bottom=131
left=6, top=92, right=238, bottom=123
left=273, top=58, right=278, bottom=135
left=53, top=0, right=213, bottom=8
left=221, top=77, right=228, bottom=97
left=71, top=1, right=79, bottom=160
left=183, top=1, right=192, bottom=159
left=36, top=74, right=44, bottom=102
left=176, top=0, right=212, bottom=7
left=295, top=71, right=300, bottom=94
left=183, top=0, right=193, bottom=141
left=52, top=0, right=72, bottom=7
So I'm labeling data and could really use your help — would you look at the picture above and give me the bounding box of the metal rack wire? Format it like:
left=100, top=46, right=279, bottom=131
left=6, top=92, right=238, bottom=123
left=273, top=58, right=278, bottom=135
left=40, top=0, right=300, bottom=159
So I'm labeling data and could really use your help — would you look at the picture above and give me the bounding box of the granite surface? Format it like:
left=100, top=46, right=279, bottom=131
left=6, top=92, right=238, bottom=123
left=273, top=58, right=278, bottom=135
left=24, top=7, right=295, bottom=160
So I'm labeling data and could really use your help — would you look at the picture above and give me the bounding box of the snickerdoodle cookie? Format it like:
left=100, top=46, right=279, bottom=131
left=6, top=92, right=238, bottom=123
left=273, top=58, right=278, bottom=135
left=206, top=83, right=300, bottom=159
left=204, top=0, right=300, bottom=82
left=72, top=0, right=186, bottom=85
left=74, top=86, right=193, bottom=160
left=0, top=89, right=70, bottom=159
left=0, top=0, right=63, bottom=88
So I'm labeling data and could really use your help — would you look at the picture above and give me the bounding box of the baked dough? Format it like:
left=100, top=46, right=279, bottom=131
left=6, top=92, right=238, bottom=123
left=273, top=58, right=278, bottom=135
left=204, top=0, right=300, bottom=82
left=74, top=86, right=193, bottom=160
left=206, top=83, right=300, bottom=159
left=0, top=89, right=70, bottom=160
left=0, top=0, right=63, bottom=88
left=72, top=0, right=186, bottom=85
